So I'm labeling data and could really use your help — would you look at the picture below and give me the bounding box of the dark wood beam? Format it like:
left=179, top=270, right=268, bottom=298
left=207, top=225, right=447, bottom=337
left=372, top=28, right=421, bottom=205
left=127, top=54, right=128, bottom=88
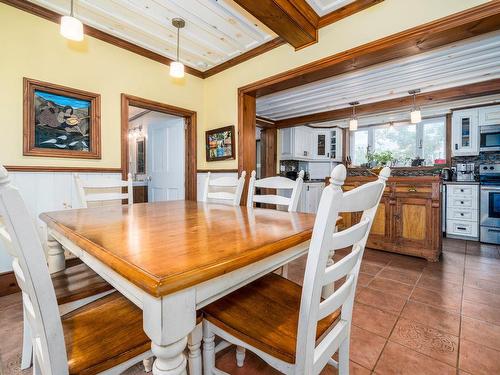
left=233, top=0, right=318, bottom=50
left=238, top=92, right=257, bottom=205
left=275, top=78, right=500, bottom=128
left=318, top=0, right=384, bottom=28
left=240, top=1, right=500, bottom=97
left=256, top=116, right=276, bottom=129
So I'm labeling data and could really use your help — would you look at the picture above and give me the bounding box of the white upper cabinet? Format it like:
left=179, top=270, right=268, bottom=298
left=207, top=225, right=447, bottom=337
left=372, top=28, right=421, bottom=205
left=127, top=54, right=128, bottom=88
left=280, top=127, right=294, bottom=159
left=330, top=128, right=343, bottom=162
left=313, top=130, right=331, bottom=160
left=478, top=105, right=500, bottom=126
left=294, top=126, right=314, bottom=159
left=452, top=109, right=479, bottom=156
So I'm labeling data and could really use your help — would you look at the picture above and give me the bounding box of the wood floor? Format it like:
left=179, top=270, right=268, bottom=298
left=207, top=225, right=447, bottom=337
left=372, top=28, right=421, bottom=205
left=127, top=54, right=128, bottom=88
left=1, top=238, right=499, bottom=374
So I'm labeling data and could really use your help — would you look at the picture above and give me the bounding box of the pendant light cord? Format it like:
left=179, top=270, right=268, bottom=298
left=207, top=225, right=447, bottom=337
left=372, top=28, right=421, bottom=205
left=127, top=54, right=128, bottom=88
left=176, top=26, right=180, bottom=62
left=70, top=0, right=74, bottom=17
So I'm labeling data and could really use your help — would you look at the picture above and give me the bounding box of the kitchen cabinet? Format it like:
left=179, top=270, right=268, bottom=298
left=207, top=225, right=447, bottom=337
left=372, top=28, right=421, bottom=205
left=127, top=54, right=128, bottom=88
left=300, top=183, right=323, bottom=213
left=336, top=176, right=441, bottom=261
left=280, top=127, right=293, bottom=159
left=478, top=104, right=500, bottom=126
left=294, top=126, right=313, bottom=159
left=445, top=183, right=479, bottom=240
left=330, top=128, right=343, bottom=162
left=451, top=109, right=479, bottom=156
left=313, top=130, right=331, bottom=160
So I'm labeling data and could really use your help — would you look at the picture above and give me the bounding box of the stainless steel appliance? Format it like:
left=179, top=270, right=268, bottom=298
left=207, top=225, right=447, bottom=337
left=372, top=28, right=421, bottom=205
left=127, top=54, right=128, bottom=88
left=480, top=163, right=500, bottom=244
left=480, top=125, right=500, bottom=152
left=456, top=163, right=475, bottom=182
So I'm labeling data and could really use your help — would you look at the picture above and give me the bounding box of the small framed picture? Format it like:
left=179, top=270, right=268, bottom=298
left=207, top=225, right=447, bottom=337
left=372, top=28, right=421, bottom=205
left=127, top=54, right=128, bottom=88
left=23, top=78, right=101, bottom=159
left=205, top=125, right=235, bottom=161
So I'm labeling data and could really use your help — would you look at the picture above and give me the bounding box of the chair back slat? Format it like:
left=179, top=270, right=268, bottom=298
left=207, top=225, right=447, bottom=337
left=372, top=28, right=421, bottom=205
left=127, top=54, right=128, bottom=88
left=246, top=170, right=304, bottom=212
left=0, top=166, right=68, bottom=374
left=74, top=173, right=133, bottom=208
left=295, top=165, right=390, bottom=373
left=203, top=171, right=246, bottom=206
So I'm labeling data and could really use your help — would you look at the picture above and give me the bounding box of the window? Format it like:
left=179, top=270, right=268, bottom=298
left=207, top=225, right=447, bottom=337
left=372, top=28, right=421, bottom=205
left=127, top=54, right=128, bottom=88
left=350, top=117, right=446, bottom=167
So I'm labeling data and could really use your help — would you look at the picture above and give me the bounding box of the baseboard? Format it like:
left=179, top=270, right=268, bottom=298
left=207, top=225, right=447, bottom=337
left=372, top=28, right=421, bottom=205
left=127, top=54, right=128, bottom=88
left=0, top=258, right=83, bottom=298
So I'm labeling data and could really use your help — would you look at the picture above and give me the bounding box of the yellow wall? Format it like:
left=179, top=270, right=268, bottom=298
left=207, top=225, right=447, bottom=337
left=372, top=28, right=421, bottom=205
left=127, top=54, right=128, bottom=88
left=201, top=0, right=488, bottom=170
left=0, top=3, right=204, bottom=169
left=0, top=0, right=487, bottom=170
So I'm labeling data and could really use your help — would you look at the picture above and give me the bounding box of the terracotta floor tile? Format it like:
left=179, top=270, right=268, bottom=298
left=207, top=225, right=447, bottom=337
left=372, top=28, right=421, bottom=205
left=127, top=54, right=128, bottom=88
left=349, top=325, right=386, bottom=370
left=401, top=300, right=460, bottom=335
left=355, top=287, right=407, bottom=314
left=463, top=275, right=500, bottom=295
left=360, top=262, right=383, bottom=276
left=374, top=341, right=456, bottom=375
left=461, top=299, right=500, bottom=326
left=416, top=274, right=462, bottom=294
left=459, top=339, right=500, bottom=375
left=389, top=318, right=458, bottom=366
left=319, top=360, right=372, bottom=375
left=410, top=287, right=461, bottom=313
left=465, top=245, right=500, bottom=258
left=466, top=254, right=500, bottom=266
left=363, top=250, right=393, bottom=266
left=352, top=302, right=398, bottom=338
left=463, top=286, right=500, bottom=309
left=465, top=268, right=500, bottom=283
left=357, top=272, right=374, bottom=287
left=366, top=277, right=414, bottom=298
left=461, top=316, right=500, bottom=351
left=377, top=268, right=421, bottom=285
left=421, top=268, right=464, bottom=284
left=387, top=256, right=427, bottom=272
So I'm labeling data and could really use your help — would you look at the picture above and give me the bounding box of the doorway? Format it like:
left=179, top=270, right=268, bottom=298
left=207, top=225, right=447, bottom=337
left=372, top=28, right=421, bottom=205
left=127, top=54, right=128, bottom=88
left=121, top=94, right=197, bottom=201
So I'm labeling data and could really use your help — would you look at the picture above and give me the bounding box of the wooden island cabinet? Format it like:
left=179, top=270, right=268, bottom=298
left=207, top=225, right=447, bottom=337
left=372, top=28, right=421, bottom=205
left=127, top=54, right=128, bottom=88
left=333, top=175, right=442, bottom=261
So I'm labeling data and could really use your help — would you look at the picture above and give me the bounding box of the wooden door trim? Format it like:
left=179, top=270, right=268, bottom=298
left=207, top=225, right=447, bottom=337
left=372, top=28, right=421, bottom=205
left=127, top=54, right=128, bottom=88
left=121, top=94, right=197, bottom=201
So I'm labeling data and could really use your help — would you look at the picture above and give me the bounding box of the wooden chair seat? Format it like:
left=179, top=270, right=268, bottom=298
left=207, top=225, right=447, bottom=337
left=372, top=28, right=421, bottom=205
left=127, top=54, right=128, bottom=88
left=52, top=263, right=113, bottom=305
left=62, top=292, right=150, bottom=375
left=202, top=273, right=340, bottom=364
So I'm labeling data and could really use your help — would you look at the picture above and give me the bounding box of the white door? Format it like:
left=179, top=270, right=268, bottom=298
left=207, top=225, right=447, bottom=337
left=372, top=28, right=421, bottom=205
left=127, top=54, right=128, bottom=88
left=147, top=118, right=185, bottom=202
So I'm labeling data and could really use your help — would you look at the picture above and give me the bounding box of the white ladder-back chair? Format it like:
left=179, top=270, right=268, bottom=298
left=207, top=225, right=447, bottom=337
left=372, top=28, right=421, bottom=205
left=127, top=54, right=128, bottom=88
left=0, top=166, right=152, bottom=374
left=247, top=170, right=304, bottom=212
left=203, top=171, right=246, bottom=206
left=202, top=165, right=390, bottom=375
left=74, top=173, right=133, bottom=208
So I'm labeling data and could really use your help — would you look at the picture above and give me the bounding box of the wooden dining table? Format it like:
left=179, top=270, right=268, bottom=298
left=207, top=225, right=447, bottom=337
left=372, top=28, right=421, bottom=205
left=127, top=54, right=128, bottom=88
left=40, top=200, right=316, bottom=375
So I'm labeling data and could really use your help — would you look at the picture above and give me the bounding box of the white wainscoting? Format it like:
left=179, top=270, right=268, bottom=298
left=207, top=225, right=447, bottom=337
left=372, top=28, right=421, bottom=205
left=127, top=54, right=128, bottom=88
left=0, top=171, right=122, bottom=272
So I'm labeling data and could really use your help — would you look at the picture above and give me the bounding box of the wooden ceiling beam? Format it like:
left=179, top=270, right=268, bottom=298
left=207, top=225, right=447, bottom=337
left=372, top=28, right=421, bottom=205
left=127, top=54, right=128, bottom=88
left=318, top=0, right=384, bottom=28
left=256, top=116, right=276, bottom=129
left=233, top=0, right=318, bottom=50
left=241, top=1, right=500, bottom=97
left=274, top=78, right=500, bottom=128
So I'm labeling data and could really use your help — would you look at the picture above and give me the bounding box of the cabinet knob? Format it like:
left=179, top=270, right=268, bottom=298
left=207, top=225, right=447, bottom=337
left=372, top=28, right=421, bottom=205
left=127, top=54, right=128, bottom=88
left=455, top=144, right=458, bottom=150
left=408, top=186, right=417, bottom=192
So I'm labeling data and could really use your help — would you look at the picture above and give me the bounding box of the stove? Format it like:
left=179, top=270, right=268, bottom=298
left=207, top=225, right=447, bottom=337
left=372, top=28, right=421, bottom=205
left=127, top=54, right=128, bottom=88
left=479, top=164, right=500, bottom=244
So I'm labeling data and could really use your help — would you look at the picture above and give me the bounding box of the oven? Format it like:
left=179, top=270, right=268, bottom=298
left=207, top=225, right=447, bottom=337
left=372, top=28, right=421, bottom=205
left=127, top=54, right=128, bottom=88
left=480, top=164, right=500, bottom=244
left=480, top=125, right=500, bottom=152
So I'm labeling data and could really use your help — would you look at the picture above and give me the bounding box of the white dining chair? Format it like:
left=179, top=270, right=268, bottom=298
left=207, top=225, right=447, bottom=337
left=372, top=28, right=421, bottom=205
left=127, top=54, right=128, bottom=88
left=247, top=170, right=304, bottom=212
left=203, top=171, right=246, bottom=206
left=0, top=166, right=152, bottom=375
left=74, top=173, right=133, bottom=208
left=201, top=165, right=390, bottom=375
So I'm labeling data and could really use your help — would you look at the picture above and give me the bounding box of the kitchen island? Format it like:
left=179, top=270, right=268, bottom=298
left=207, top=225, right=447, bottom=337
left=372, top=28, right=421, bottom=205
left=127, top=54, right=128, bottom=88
left=329, top=173, right=442, bottom=261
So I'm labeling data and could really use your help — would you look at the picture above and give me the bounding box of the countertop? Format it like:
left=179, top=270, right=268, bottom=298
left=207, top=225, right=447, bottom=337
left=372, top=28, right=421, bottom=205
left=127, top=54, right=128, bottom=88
left=443, top=181, right=480, bottom=185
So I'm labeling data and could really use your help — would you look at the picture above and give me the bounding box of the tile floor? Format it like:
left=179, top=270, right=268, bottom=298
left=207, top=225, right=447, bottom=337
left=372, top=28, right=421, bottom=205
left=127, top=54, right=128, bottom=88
left=1, top=238, right=499, bottom=374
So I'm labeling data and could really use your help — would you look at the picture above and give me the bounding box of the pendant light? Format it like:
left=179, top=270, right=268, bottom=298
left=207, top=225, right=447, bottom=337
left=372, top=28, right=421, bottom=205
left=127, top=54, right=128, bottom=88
left=60, top=0, right=84, bottom=41
left=349, top=101, right=359, bottom=131
left=409, top=89, right=422, bottom=124
left=170, top=18, right=186, bottom=78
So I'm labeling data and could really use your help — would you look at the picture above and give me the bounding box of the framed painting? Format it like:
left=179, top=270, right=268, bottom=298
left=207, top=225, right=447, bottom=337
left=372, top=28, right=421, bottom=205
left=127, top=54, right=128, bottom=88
left=23, top=78, right=101, bottom=159
left=205, top=125, right=235, bottom=161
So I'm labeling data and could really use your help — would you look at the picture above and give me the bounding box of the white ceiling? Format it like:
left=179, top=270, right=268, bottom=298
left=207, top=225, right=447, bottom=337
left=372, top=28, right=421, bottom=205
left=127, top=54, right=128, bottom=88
left=256, top=31, right=500, bottom=121
left=306, top=0, right=357, bottom=16
left=29, top=0, right=277, bottom=71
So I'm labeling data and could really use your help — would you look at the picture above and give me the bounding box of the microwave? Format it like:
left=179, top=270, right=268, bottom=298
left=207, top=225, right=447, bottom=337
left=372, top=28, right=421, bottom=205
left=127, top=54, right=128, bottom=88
left=480, top=125, right=500, bottom=152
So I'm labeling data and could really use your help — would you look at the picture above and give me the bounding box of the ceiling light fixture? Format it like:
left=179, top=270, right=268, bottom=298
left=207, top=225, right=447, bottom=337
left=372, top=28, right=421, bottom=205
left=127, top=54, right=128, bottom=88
left=409, top=89, right=422, bottom=124
left=60, top=0, right=84, bottom=41
left=170, top=18, right=186, bottom=78
left=349, top=101, right=359, bottom=131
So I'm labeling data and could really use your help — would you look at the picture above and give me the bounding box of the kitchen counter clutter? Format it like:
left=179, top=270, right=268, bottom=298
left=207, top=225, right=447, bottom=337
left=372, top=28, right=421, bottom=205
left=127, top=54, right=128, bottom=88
left=328, top=175, right=442, bottom=261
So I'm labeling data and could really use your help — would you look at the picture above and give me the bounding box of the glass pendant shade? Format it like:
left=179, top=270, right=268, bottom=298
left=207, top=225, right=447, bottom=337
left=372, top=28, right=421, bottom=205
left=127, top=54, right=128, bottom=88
left=410, top=109, right=422, bottom=124
left=170, top=61, right=185, bottom=78
left=349, top=118, right=358, bottom=131
left=60, top=15, right=84, bottom=41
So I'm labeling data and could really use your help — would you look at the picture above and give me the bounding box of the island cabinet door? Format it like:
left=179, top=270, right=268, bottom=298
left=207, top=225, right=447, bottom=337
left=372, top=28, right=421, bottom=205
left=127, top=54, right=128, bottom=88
left=366, top=196, right=392, bottom=249
left=394, top=196, right=432, bottom=249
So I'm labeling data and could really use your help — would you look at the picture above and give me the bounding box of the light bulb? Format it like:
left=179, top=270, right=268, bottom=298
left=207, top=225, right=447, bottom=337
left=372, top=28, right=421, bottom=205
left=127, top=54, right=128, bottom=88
left=349, top=118, right=358, bottom=131
left=410, top=109, right=422, bottom=124
left=60, top=15, right=84, bottom=41
left=170, top=61, right=185, bottom=78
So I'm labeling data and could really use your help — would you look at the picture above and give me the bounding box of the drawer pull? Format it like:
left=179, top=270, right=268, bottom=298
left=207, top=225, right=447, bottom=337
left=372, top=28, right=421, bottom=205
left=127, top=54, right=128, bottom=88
left=457, top=226, right=467, bottom=231
left=460, top=189, right=464, bottom=192
left=488, top=228, right=500, bottom=233
left=460, top=213, right=464, bottom=216
left=408, top=186, right=417, bottom=192
left=460, top=201, right=464, bottom=204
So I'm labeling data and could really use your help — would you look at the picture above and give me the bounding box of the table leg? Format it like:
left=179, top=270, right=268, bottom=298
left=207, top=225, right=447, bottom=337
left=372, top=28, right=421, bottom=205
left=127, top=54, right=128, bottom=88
left=143, top=291, right=196, bottom=375
left=47, top=236, right=65, bottom=274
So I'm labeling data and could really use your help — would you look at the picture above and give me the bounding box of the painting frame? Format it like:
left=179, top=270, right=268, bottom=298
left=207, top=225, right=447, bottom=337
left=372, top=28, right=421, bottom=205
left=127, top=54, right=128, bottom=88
left=205, top=125, right=235, bottom=162
left=23, top=77, right=101, bottom=159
